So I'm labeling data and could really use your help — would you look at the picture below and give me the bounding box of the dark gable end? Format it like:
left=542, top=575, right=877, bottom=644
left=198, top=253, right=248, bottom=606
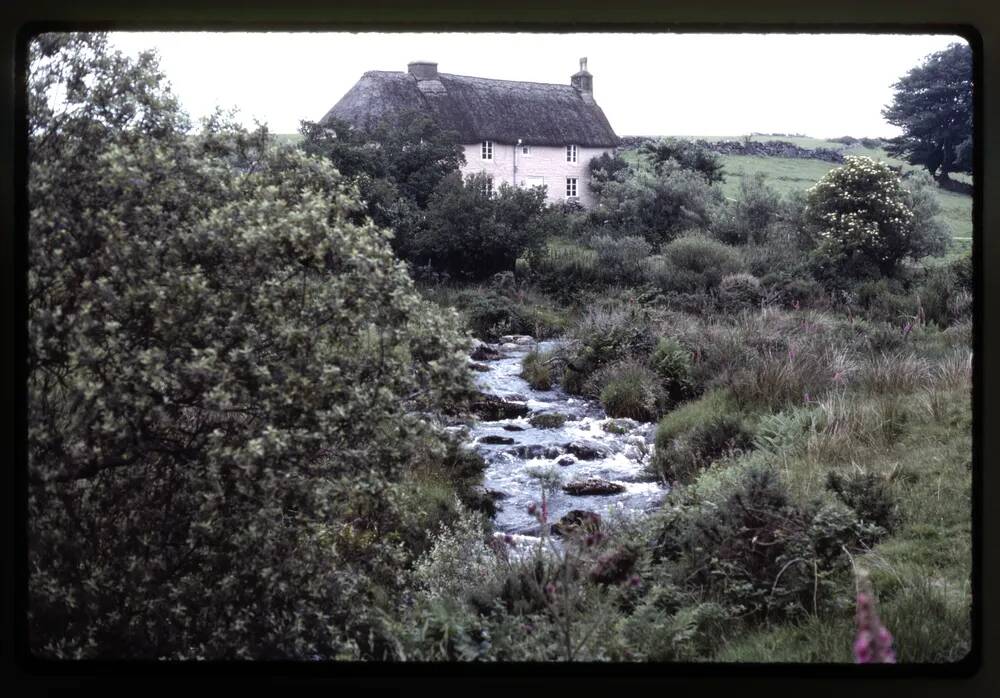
left=321, top=70, right=619, bottom=148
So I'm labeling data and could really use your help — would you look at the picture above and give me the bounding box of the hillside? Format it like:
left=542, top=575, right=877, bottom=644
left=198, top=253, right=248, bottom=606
left=621, top=135, right=973, bottom=251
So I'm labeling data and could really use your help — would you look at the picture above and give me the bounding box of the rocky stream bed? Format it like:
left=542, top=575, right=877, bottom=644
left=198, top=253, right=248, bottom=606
left=456, top=335, right=669, bottom=546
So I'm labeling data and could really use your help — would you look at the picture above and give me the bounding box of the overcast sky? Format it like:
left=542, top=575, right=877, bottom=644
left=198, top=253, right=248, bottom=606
left=106, top=32, right=964, bottom=138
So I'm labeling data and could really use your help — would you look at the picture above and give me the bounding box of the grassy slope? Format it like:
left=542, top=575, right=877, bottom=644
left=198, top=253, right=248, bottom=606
left=629, top=136, right=973, bottom=247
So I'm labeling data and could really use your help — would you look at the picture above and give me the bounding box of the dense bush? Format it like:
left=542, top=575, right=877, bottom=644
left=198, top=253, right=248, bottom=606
left=590, top=166, right=722, bottom=245
left=652, top=415, right=755, bottom=483
left=825, top=471, right=900, bottom=539
left=27, top=33, right=475, bottom=659
left=412, top=172, right=549, bottom=279
left=717, top=273, right=764, bottom=312
left=590, top=360, right=665, bottom=421
left=655, top=465, right=877, bottom=619
left=645, top=235, right=745, bottom=294
left=902, top=171, right=952, bottom=259
left=591, top=234, right=652, bottom=285
left=521, top=349, right=554, bottom=390
left=561, top=305, right=656, bottom=395
left=713, top=173, right=783, bottom=245
left=639, top=138, right=726, bottom=184
left=649, top=337, right=694, bottom=404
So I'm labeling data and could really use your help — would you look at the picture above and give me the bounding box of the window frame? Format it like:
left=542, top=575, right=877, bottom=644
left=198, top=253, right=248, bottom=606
left=566, top=176, right=578, bottom=198
left=566, top=144, right=578, bottom=163
left=521, top=144, right=531, bottom=156
left=481, top=140, right=494, bottom=160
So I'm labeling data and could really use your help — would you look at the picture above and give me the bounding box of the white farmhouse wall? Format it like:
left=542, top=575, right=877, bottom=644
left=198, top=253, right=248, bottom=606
left=459, top=143, right=610, bottom=208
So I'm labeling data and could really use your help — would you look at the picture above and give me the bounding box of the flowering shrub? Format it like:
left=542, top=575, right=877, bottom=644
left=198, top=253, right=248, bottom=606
left=806, top=156, right=916, bottom=280
left=27, top=33, right=475, bottom=659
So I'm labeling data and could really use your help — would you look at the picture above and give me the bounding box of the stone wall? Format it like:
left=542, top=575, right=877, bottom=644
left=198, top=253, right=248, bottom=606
left=618, top=136, right=845, bottom=163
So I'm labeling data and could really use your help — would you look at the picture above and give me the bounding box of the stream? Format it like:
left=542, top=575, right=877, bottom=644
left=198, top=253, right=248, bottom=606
left=462, top=335, right=669, bottom=542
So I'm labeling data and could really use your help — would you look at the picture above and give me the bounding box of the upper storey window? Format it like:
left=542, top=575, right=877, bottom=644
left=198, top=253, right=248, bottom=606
left=566, top=144, right=578, bottom=163
left=482, top=140, right=494, bottom=160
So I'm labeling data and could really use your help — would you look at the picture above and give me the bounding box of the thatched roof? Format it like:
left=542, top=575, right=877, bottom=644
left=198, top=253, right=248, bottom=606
left=321, top=70, right=619, bottom=148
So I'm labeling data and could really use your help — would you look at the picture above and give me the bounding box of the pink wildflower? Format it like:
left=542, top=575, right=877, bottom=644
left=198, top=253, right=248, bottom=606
left=853, top=578, right=896, bottom=663
left=902, top=321, right=913, bottom=337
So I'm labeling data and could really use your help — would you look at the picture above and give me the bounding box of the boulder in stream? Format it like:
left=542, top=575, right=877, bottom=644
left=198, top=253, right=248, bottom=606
left=470, top=393, right=530, bottom=421
left=564, top=440, right=610, bottom=461
left=470, top=340, right=502, bottom=361
left=563, top=478, right=626, bottom=496
left=479, top=434, right=516, bottom=445
left=552, top=509, right=602, bottom=537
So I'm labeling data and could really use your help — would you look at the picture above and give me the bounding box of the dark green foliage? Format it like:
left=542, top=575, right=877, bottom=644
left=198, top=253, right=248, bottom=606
left=413, top=172, right=549, bottom=279
left=561, top=306, right=656, bottom=395
left=903, top=172, right=952, bottom=259
left=652, top=415, right=754, bottom=483
left=588, top=151, right=630, bottom=186
left=591, top=360, right=665, bottom=421
left=590, top=235, right=652, bottom=285
left=649, top=337, right=694, bottom=403
left=27, top=33, right=474, bottom=660
left=717, top=273, right=764, bottom=312
left=825, top=471, right=900, bottom=538
left=647, top=235, right=745, bottom=294
left=655, top=465, right=876, bottom=620
left=639, top=137, right=726, bottom=184
left=713, top=173, right=783, bottom=245
left=883, top=42, right=973, bottom=181
left=590, top=166, right=722, bottom=246
left=918, top=262, right=972, bottom=328
left=521, top=350, right=554, bottom=390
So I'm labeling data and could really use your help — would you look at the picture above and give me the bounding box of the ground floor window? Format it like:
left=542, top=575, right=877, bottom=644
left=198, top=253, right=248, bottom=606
left=566, top=177, right=578, bottom=198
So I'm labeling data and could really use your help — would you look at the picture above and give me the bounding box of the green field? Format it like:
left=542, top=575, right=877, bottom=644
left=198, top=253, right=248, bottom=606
left=627, top=136, right=973, bottom=249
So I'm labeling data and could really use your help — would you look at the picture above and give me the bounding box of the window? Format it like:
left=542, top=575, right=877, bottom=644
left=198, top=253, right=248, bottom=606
left=566, top=144, right=578, bottom=163
left=481, top=140, right=493, bottom=160
left=521, top=144, right=531, bottom=156
left=566, top=177, right=578, bottom=198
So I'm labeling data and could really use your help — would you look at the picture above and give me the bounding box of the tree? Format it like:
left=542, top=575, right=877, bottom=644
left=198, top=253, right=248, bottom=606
left=299, top=110, right=465, bottom=256
left=882, top=43, right=973, bottom=185
left=804, top=156, right=917, bottom=281
left=28, top=32, right=475, bottom=659
left=412, top=172, right=549, bottom=279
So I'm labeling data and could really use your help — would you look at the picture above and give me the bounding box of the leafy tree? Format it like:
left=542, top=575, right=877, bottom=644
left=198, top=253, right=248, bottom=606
left=639, top=138, right=725, bottom=184
left=28, top=32, right=474, bottom=659
left=411, top=172, right=548, bottom=279
left=804, top=156, right=917, bottom=281
left=882, top=43, right=973, bottom=184
left=299, top=111, right=465, bottom=256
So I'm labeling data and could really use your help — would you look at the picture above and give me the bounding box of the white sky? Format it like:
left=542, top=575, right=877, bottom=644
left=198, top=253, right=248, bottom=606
left=106, top=32, right=965, bottom=138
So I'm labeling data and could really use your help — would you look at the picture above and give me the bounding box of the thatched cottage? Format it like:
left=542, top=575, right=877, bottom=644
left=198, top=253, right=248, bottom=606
left=321, top=58, right=619, bottom=208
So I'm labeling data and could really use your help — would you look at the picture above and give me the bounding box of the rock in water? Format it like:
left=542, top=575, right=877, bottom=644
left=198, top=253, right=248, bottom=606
left=564, top=440, right=610, bottom=461
left=469, top=362, right=491, bottom=372
left=479, top=434, right=516, bottom=445
left=556, top=456, right=576, bottom=467
left=470, top=340, right=502, bottom=361
left=552, top=510, right=601, bottom=537
left=507, top=444, right=564, bottom=460
left=470, top=393, right=530, bottom=421
left=563, top=478, right=626, bottom=496
left=502, top=423, right=526, bottom=431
